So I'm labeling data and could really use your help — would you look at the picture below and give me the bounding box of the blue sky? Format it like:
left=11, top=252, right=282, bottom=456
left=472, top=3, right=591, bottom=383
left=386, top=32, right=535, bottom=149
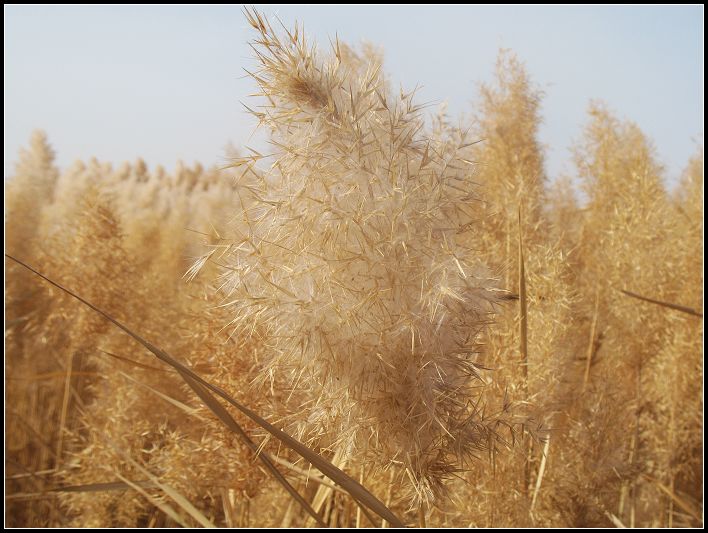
left=4, top=5, right=703, bottom=185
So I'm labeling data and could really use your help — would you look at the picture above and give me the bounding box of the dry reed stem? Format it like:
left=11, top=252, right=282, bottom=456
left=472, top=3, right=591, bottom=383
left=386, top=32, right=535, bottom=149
left=418, top=503, right=427, bottom=528
left=305, top=447, right=347, bottom=526
left=518, top=206, right=529, bottom=394
left=517, top=206, right=530, bottom=500
left=356, top=464, right=364, bottom=528
left=381, top=468, right=396, bottom=528
left=530, top=436, right=550, bottom=513
left=583, top=290, right=600, bottom=391
left=604, top=511, right=627, bottom=528
left=55, top=352, right=74, bottom=469
left=221, top=489, right=236, bottom=528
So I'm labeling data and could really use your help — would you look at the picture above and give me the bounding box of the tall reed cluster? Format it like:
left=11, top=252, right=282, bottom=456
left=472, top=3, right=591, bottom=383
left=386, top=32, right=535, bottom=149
left=5, top=9, right=703, bottom=528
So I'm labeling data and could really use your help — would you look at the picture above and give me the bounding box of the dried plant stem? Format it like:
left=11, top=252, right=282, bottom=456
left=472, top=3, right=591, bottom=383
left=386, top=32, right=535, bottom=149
left=306, top=447, right=347, bottom=527
left=268, top=455, right=346, bottom=494
left=147, top=509, right=159, bottom=528
left=489, top=489, right=495, bottom=527
left=343, top=495, right=352, bottom=527
left=356, top=465, right=364, bottom=528
left=619, top=289, right=702, bottom=318
left=518, top=207, right=528, bottom=394
left=323, top=492, right=334, bottom=526
left=239, top=497, right=250, bottom=527
left=630, top=363, right=642, bottom=528
left=583, top=290, right=600, bottom=391
left=667, top=361, right=677, bottom=528
left=381, top=469, right=396, bottom=528
left=667, top=476, right=675, bottom=528
left=530, top=437, right=550, bottom=513
left=518, top=206, right=530, bottom=499
left=280, top=495, right=296, bottom=528
left=618, top=481, right=627, bottom=519
left=505, top=218, right=512, bottom=289
left=221, top=489, right=236, bottom=527
left=604, top=511, right=627, bottom=528
left=329, top=492, right=340, bottom=527
left=55, top=351, right=74, bottom=469
left=618, top=432, right=636, bottom=518
left=418, top=504, right=427, bottom=528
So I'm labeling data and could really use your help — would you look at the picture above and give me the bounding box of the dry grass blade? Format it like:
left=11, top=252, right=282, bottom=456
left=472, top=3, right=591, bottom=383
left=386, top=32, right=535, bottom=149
left=619, top=289, right=703, bottom=318
left=118, top=371, right=204, bottom=419
left=99, top=348, right=171, bottom=373
left=50, top=480, right=157, bottom=492
left=6, top=254, right=404, bottom=528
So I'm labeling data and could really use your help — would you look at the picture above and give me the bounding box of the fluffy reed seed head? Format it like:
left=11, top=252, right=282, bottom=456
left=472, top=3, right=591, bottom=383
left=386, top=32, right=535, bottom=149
left=196, top=9, right=517, bottom=506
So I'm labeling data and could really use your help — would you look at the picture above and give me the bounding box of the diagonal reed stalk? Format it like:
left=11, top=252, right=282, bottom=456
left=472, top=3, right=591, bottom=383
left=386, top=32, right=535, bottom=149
left=6, top=253, right=405, bottom=528
left=619, top=289, right=702, bottom=318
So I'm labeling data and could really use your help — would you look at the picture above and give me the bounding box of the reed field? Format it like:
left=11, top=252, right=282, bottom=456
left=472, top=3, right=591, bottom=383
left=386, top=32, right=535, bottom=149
left=4, top=9, right=703, bottom=528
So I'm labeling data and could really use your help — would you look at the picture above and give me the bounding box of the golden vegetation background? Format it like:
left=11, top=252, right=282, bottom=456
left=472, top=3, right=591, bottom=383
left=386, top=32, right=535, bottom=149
left=5, top=11, right=703, bottom=528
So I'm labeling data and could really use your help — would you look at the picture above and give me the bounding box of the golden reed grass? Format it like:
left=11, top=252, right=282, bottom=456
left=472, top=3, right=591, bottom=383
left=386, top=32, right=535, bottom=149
left=5, top=9, right=703, bottom=528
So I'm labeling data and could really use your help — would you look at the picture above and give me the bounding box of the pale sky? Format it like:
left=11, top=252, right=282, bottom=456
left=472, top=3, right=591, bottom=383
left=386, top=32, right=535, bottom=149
left=4, top=5, right=704, bottom=185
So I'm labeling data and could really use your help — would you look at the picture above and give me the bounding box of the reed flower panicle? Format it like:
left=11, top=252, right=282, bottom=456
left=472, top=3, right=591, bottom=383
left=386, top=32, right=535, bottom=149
left=197, top=8, right=514, bottom=506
